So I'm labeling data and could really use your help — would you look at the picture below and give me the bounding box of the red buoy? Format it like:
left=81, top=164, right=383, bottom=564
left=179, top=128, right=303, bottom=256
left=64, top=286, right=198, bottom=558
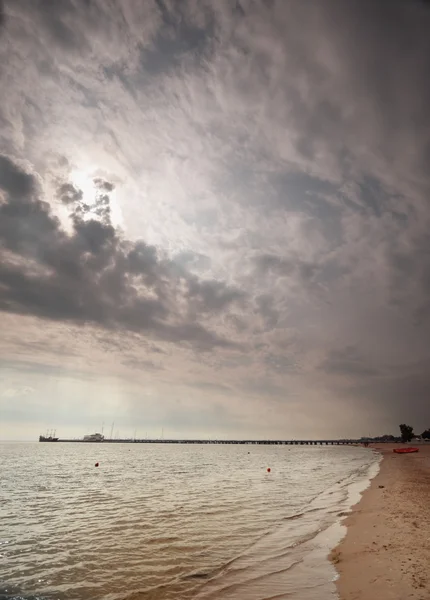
left=267, top=467, right=271, bottom=473
left=95, top=462, right=99, bottom=467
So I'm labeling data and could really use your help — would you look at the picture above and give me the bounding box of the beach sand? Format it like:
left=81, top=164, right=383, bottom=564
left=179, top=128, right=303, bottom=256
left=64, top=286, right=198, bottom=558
left=333, top=443, right=430, bottom=600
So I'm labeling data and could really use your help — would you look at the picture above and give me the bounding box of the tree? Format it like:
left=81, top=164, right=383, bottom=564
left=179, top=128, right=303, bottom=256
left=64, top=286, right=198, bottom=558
left=399, top=424, right=414, bottom=443
left=422, top=429, right=430, bottom=440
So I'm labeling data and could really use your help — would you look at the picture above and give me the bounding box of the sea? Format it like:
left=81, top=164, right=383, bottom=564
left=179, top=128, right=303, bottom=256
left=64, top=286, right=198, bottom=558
left=0, top=442, right=380, bottom=600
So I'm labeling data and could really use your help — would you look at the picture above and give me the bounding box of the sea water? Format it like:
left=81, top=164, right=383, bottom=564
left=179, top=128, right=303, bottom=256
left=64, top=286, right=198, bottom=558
left=0, top=443, right=380, bottom=600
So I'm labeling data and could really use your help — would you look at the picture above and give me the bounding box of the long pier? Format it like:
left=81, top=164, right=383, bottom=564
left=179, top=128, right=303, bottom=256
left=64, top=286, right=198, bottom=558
left=50, top=438, right=376, bottom=445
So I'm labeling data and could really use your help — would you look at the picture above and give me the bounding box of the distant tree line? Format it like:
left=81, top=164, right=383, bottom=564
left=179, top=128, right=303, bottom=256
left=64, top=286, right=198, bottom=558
left=399, top=424, right=430, bottom=442
left=361, top=425, right=430, bottom=443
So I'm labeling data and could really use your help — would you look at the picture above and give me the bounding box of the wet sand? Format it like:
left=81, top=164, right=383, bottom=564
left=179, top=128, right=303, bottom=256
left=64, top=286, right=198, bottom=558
left=333, top=443, right=430, bottom=600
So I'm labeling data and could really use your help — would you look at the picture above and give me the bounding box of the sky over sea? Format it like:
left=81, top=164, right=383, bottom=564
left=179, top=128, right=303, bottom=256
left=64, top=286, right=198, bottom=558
left=1, top=0, right=430, bottom=440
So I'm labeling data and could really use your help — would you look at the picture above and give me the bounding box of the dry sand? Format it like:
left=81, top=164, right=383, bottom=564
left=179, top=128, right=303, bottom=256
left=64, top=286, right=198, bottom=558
left=333, top=443, right=430, bottom=600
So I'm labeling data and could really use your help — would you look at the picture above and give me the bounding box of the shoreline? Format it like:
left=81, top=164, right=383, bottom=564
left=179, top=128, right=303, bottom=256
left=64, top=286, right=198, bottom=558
left=333, top=443, right=430, bottom=600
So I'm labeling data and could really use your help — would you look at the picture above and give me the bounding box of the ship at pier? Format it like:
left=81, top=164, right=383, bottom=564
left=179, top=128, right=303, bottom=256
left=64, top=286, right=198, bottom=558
left=39, top=430, right=59, bottom=442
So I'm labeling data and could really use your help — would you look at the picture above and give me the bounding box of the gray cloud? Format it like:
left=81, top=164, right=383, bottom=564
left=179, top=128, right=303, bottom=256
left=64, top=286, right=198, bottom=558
left=0, top=154, right=243, bottom=350
left=0, top=155, right=35, bottom=198
left=57, top=182, right=83, bottom=204
left=320, top=346, right=379, bottom=378
left=93, top=178, right=115, bottom=192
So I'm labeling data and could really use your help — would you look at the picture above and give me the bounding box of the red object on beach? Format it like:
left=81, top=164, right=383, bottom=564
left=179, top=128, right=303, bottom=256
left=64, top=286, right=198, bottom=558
left=392, top=448, right=419, bottom=454
left=95, top=462, right=99, bottom=467
left=267, top=467, right=271, bottom=472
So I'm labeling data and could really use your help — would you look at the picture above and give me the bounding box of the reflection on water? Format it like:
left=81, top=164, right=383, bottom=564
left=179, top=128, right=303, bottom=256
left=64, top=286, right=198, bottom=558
left=1, top=443, right=378, bottom=600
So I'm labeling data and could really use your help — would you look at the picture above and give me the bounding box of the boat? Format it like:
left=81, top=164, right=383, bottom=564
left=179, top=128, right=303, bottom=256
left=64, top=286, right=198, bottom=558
left=393, top=447, right=419, bottom=454
left=83, top=433, right=105, bottom=442
left=39, top=430, right=59, bottom=442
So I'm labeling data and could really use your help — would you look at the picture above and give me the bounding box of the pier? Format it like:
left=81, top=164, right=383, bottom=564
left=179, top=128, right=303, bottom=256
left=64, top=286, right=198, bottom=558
left=49, top=438, right=378, bottom=445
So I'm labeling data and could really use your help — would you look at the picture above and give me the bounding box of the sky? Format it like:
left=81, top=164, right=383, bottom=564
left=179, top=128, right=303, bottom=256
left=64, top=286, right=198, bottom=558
left=1, top=0, right=430, bottom=441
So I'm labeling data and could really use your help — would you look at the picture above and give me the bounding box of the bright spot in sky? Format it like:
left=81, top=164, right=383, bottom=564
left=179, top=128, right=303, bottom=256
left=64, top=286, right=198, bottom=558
left=70, top=169, right=123, bottom=228
left=70, top=169, right=97, bottom=205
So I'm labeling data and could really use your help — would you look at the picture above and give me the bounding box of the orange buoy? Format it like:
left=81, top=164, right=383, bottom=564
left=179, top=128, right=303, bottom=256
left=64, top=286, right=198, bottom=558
left=95, top=462, right=99, bottom=467
left=267, top=467, right=271, bottom=473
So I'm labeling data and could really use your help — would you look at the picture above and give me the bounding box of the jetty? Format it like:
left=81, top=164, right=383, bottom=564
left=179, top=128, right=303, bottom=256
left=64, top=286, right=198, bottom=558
left=42, top=438, right=386, bottom=445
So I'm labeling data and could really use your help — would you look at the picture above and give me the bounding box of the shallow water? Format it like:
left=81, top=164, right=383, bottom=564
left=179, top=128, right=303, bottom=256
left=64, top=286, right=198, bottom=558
left=0, top=443, right=379, bottom=600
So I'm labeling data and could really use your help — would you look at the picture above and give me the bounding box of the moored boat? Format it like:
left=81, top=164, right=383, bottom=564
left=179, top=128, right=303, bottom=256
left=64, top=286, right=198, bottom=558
left=393, top=447, right=419, bottom=454
left=39, top=430, right=59, bottom=442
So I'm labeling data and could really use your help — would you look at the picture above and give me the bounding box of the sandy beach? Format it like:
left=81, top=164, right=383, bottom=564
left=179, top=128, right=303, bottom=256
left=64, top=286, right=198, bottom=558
left=334, top=444, right=430, bottom=600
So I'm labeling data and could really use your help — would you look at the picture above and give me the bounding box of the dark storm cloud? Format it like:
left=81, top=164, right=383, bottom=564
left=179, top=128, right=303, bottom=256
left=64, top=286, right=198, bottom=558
left=0, top=155, right=243, bottom=349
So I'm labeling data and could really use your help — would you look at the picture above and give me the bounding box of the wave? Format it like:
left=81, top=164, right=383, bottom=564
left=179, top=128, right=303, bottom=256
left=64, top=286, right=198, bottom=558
left=194, top=452, right=381, bottom=600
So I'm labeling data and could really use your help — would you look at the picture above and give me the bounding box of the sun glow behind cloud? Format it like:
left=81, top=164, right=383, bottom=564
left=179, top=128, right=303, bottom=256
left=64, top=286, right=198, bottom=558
left=70, top=169, right=97, bottom=204
left=70, top=168, right=123, bottom=228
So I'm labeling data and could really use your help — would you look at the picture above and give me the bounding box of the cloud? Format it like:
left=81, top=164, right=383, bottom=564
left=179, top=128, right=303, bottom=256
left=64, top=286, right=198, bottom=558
left=0, top=154, right=244, bottom=350
left=2, top=0, right=430, bottom=436
left=254, top=254, right=320, bottom=286
left=320, top=346, right=379, bottom=378
left=93, top=178, right=115, bottom=192
left=0, top=154, right=35, bottom=198
left=57, top=182, right=83, bottom=204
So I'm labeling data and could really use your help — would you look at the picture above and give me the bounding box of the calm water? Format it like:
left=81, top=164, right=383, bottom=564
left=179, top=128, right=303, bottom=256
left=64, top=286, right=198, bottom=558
left=0, top=443, right=379, bottom=600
